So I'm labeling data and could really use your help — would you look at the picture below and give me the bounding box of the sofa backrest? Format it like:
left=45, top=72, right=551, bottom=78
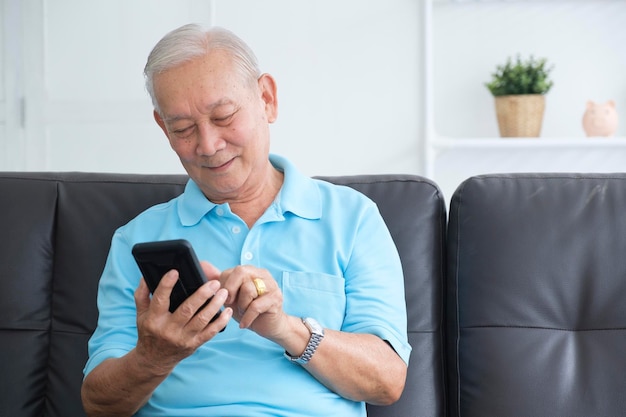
left=0, top=172, right=187, bottom=417
left=0, top=172, right=447, bottom=417
left=446, top=173, right=626, bottom=417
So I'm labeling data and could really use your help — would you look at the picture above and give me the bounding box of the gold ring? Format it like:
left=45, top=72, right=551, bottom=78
left=253, top=278, right=266, bottom=297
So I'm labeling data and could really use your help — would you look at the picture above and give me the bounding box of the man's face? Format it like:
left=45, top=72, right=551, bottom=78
left=152, top=50, right=277, bottom=203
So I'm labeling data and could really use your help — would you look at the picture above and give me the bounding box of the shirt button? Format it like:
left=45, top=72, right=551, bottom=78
left=232, top=226, right=241, bottom=234
left=243, top=251, right=253, bottom=261
left=216, top=207, right=224, bottom=216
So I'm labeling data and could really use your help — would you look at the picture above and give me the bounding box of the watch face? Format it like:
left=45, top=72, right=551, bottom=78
left=303, top=317, right=324, bottom=335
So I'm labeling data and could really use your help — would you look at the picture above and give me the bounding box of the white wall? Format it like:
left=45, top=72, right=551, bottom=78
left=216, top=0, right=424, bottom=177
left=2, top=0, right=625, bottom=204
left=0, top=0, right=424, bottom=178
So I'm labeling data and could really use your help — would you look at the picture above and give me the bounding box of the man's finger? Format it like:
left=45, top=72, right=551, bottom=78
left=151, top=269, right=179, bottom=312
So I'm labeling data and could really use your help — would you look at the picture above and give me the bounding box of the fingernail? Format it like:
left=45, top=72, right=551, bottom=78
left=215, top=288, right=228, bottom=301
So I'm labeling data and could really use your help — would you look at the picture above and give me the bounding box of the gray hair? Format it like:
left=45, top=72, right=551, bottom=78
left=144, top=24, right=261, bottom=113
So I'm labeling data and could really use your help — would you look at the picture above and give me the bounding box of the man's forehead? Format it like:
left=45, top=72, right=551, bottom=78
left=161, top=98, right=237, bottom=122
left=153, top=52, right=253, bottom=122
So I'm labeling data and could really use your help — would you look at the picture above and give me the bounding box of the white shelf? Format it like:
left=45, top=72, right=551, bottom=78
left=431, top=137, right=626, bottom=150
left=422, top=0, right=626, bottom=195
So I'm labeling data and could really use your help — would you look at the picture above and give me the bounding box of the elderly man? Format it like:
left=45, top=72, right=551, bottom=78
left=82, top=24, right=410, bottom=417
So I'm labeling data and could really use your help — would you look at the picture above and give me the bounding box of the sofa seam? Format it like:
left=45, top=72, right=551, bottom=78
left=43, top=180, right=60, bottom=416
left=463, top=325, right=626, bottom=331
left=0, top=173, right=188, bottom=186
left=437, top=184, right=448, bottom=417
left=315, top=174, right=439, bottom=187
left=451, top=178, right=466, bottom=417
left=473, top=173, right=626, bottom=182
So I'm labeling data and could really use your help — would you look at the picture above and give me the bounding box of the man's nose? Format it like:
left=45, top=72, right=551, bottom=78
left=196, top=122, right=224, bottom=156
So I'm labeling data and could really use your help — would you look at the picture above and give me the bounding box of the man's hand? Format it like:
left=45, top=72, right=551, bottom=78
left=134, top=263, right=232, bottom=375
left=82, top=262, right=233, bottom=416
left=218, top=265, right=294, bottom=341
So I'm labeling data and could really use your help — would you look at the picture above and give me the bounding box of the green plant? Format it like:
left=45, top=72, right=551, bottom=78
left=485, top=55, right=554, bottom=96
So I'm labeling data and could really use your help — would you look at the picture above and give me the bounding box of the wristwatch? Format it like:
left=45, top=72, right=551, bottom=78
left=284, top=317, right=324, bottom=365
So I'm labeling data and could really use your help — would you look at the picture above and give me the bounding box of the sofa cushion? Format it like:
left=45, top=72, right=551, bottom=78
left=0, top=176, right=57, bottom=417
left=447, top=173, right=626, bottom=417
left=0, top=172, right=187, bottom=417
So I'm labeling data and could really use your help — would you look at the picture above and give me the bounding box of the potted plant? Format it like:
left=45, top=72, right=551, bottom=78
left=485, top=55, right=554, bottom=137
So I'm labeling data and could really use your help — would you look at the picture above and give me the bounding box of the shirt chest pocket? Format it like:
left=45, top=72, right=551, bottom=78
left=281, top=271, right=346, bottom=330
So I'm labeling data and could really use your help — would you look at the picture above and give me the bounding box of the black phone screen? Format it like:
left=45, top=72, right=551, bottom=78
left=131, top=239, right=220, bottom=322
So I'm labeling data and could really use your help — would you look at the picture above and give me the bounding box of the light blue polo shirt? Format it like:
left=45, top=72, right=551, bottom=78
left=84, top=154, right=411, bottom=417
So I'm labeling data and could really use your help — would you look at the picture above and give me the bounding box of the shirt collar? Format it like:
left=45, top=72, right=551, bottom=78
left=271, top=154, right=321, bottom=220
left=177, top=154, right=322, bottom=226
left=178, top=180, right=217, bottom=226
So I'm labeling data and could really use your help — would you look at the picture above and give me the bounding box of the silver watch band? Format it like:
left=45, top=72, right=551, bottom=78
left=284, top=317, right=324, bottom=365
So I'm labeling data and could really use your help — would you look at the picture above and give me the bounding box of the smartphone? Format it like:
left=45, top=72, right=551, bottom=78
left=131, top=239, right=222, bottom=326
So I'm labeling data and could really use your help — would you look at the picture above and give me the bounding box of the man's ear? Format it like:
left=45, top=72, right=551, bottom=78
left=258, top=73, right=278, bottom=123
left=153, top=110, right=170, bottom=138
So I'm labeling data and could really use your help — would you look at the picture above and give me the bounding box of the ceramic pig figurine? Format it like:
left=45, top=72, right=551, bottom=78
left=582, top=100, right=619, bottom=137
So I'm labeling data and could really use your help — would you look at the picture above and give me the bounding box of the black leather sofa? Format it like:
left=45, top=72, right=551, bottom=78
left=0, top=172, right=446, bottom=417
left=1, top=171, right=624, bottom=417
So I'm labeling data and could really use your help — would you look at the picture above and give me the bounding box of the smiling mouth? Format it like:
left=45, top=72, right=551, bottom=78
left=205, top=157, right=234, bottom=171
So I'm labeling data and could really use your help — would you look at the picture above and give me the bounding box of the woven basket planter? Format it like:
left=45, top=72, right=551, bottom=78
left=494, top=94, right=546, bottom=137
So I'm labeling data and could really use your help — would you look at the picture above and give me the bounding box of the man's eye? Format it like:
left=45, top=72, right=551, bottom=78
left=213, top=113, right=234, bottom=125
left=172, top=126, right=194, bottom=137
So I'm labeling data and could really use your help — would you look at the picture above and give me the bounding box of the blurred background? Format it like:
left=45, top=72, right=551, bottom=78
left=2, top=0, right=625, bottom=202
